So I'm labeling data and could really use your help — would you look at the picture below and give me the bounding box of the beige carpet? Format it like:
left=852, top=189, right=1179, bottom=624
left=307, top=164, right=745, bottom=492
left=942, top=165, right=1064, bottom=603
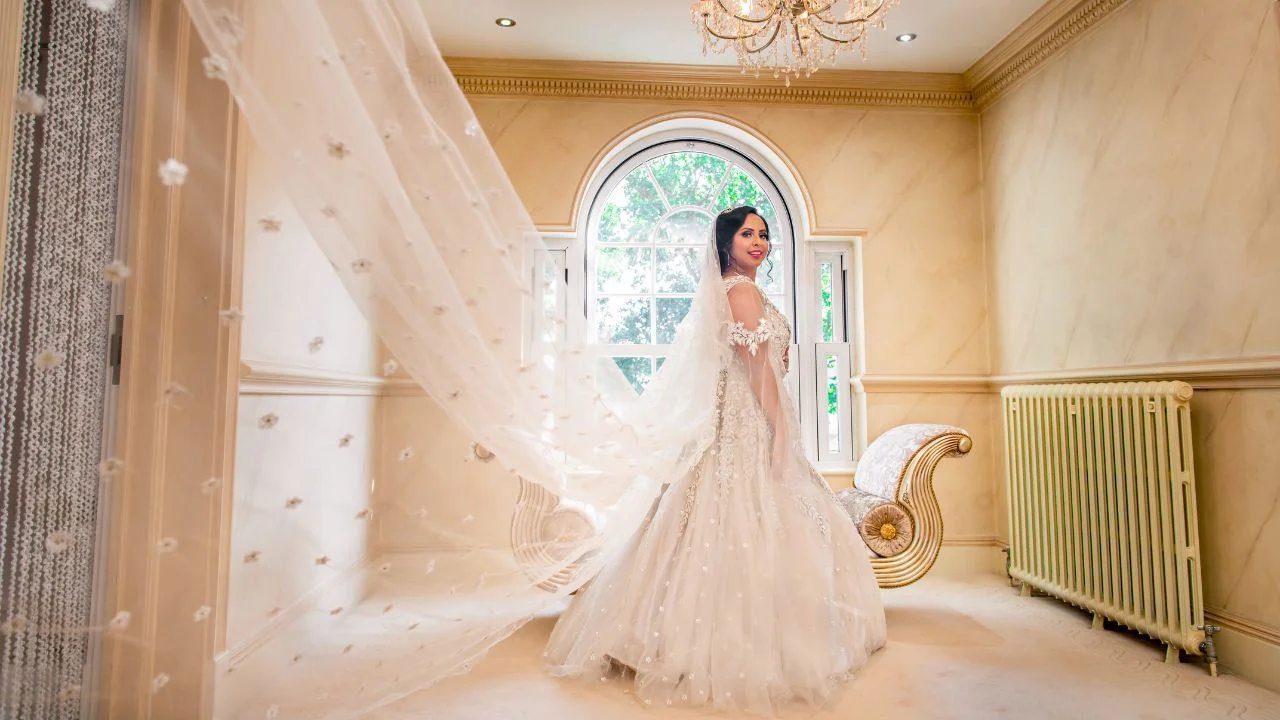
left=382, top=574, right=1280, bottom=720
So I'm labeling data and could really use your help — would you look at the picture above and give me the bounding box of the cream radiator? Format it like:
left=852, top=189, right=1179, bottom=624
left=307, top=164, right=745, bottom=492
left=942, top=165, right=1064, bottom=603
left=1002, top=381, right=1218, bottom=675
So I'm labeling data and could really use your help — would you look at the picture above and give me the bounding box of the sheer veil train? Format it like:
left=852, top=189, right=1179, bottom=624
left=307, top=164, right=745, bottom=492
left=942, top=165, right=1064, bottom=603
left=168, top=1, right=793, bottom=717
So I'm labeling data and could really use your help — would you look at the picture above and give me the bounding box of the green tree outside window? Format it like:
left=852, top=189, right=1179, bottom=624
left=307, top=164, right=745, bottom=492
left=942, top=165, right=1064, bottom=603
left=593, top=149, right=789, bottom=394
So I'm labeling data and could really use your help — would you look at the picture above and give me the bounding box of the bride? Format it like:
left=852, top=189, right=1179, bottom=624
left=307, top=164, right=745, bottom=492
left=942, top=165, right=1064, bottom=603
left=544, top=206, right=887, bottom=714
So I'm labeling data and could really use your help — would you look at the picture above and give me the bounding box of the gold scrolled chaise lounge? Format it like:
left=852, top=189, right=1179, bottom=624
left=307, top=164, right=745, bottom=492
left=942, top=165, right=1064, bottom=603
left=833, top=423, right=972, bottom=588
left=503, top=422, right=972, bottom=591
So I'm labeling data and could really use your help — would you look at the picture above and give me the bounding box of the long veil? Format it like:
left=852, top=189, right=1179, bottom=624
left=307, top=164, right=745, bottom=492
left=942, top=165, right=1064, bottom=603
left=175, top=1, right=742, bottom=716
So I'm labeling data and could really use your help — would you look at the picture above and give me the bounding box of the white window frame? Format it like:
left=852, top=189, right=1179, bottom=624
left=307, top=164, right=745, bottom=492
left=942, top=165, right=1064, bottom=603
left=797, top=235, right=868, bottom=470
left=579, top=139, right=797, bottom=393
left=523, top=134, right=867, bottom=471
left=523, top=232, right=573, bottom=358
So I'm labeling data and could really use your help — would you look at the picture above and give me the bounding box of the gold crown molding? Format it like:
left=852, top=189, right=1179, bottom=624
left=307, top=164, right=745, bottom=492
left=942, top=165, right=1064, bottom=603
left=446, top=0, right=1135, bottom=116
left=965, top=0, right=1083, bottom=89
left=446, top=57, right=974, bottom=112
left=968, top=0, right=1135, bottom=110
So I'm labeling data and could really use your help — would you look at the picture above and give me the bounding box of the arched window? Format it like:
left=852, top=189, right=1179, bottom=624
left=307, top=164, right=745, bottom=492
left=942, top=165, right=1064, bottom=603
left=525, top=129, right=862, bottom=468
left=584, top=140, right=795, bottom=394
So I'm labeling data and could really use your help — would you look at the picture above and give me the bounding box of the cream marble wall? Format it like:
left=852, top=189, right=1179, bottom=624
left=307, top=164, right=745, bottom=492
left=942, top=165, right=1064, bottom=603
left=475, top=98, right=990, bottom=378
left=981, top=0, right=1280, bottom=688
left=375, top=396, right=518, bottom=551
left=226, top=148, right=379, bottom=653
left=1193, top=389, right=1280, bottom=629
left=982, top=0, right=1280, bottom=373
left=227, top=394, right=375, bottom=651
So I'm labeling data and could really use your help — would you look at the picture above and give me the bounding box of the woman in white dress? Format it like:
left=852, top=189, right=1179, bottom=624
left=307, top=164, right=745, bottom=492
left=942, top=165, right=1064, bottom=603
left=545, top=206, right=888, bottom=715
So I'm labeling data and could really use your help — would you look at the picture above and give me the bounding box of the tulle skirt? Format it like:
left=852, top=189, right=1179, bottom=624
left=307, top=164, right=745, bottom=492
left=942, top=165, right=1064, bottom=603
left=544, top=373, right=887, bottom=716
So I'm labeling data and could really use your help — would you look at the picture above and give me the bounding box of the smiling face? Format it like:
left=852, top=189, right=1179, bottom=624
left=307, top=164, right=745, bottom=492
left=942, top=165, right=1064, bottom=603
left=726, top=212, right=770, bottom=274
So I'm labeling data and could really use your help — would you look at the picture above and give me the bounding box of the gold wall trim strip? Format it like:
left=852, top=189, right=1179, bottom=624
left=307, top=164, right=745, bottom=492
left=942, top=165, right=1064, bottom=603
left=245, top=355, right=1280, bottom=399
left=239, top=360, right=420, bottom=397
left=989, top=356, right=1280, bottom=391
left=859, top=357, right=1280, bottom=394
left=860, top=375, right=992, bottom=394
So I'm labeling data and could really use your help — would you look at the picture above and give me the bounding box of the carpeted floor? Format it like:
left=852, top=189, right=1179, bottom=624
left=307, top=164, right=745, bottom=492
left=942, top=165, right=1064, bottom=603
left=382, top=574, right=1280, bottom=720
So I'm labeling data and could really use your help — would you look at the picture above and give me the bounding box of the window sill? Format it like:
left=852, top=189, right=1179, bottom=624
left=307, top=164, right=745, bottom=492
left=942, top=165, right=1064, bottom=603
left=813, top=461, right=857, bottom=477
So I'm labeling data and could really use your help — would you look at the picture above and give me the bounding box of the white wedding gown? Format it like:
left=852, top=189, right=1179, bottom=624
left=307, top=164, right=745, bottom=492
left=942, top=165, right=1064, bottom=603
left=544, top=275, right=887, bottom=715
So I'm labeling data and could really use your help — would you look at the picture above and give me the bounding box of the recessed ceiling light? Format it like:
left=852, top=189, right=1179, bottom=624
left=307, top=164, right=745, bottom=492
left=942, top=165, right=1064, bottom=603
left=896, top=33, right=917, bottom=43
left=495, top=17, right=516, bottom=28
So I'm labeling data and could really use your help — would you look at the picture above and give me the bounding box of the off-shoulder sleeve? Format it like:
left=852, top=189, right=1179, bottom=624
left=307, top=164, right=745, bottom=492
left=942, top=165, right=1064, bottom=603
left=728, top=318, right=773, bottom=356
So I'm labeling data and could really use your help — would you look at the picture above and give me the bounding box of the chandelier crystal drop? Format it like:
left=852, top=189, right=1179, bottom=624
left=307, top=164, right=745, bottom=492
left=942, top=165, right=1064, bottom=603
left=691, top=0, right=899, bottom=83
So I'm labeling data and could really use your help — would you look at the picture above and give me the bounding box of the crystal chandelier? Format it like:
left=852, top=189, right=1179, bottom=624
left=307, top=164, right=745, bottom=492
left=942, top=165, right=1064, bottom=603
left=691, top=0, right=899, bottom=83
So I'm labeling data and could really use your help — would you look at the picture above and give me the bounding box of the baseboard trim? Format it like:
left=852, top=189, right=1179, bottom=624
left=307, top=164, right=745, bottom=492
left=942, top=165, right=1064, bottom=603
left=1206, top=606, right=1280, bottom=649
left=1205, top=609, right=1280, bottom=695
left=930, top=541, right=1007, bottom=578
left=942, top=535, right=1004, bottom=547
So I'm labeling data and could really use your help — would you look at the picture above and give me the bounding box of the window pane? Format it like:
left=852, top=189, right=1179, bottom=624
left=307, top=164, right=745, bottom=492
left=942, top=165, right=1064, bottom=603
left=595, top=247, right=652, bottom=294
left=647, top=152, right=729, bottom=208
left=655, top=247, right=704, bottom=294
left=601, top=356, right=654, bottom=395
left=596, top=297, right=651, bottom=344
left=540, top=256, right=562, bottom=343
left=654, top=208, right=712, bottom=245
left=715, top=167, right=780, bottom=229
left=826, top=354, right=840, bottom=453
left=655, top=297, right=694, bottom=344
left=755, top=197, right=780, bottom=234
left=819, top=261, right=834, bottom=343
left=598, top=172, right=665, bottom=244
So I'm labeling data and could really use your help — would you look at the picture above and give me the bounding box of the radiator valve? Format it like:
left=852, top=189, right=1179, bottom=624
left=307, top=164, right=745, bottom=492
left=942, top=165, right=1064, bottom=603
left=1197, top=624, right=1220, bottom=677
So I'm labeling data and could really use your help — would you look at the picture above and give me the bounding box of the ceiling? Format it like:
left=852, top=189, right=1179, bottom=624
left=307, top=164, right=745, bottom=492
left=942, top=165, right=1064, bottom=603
left=421, top=0, right=1050, bottom=74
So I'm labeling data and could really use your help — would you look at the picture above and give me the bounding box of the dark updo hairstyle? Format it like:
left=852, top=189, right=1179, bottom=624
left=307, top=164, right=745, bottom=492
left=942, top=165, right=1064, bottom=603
left=714, top=205, right=769, bottom=274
